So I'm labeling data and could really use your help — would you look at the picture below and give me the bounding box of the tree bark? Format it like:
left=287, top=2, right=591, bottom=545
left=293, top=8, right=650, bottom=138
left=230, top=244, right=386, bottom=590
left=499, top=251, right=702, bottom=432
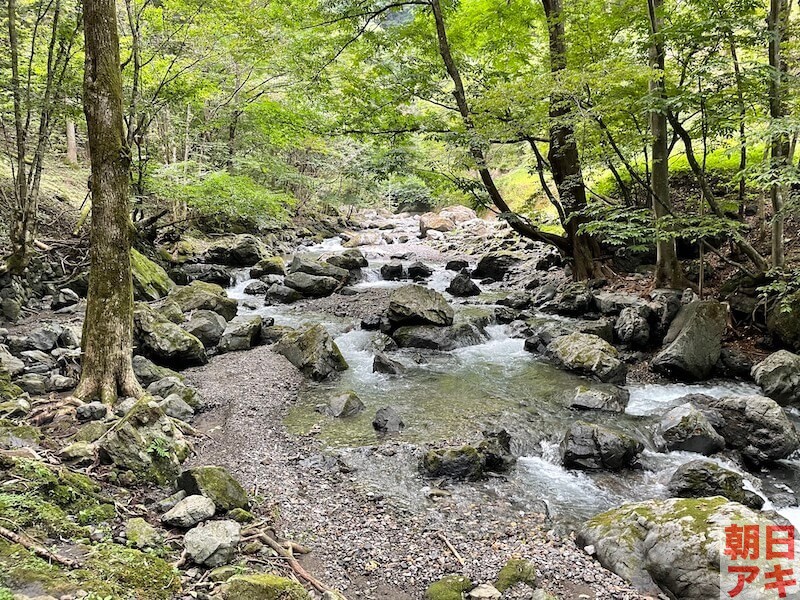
left=66, top=120, right=78, bottom=164
left=75, top=0, right=143, bottom=403
left=541, top=0, right=609, bottom=279
left=768, top=0, right=790, bottom=268
left=647, top=0, right=683, bottom=288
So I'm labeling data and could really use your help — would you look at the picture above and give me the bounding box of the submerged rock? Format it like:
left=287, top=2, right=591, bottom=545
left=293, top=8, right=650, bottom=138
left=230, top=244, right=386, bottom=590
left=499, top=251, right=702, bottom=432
left=547, top=333, right=627, bottom=384
left=274, top=324, right=348, bottom=381
left=667, top=460, right=763, bottom=509
left=392, top=322, right=487, bottom=351
left=561, top=421, right=643, bottom=471
left=317, top=391, right=365, bottom=418
left=651, top=300, right=727, bottom=380
left=751, top=350, right=800, bottom=405
left=385, top=285, right=454, bottom=328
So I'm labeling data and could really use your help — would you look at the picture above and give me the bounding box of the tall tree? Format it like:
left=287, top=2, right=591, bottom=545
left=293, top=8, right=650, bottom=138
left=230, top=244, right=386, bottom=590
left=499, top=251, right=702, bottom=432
left=647, top=0, right=683, bottom=288
left=767, top=0, right=790, bottom=268
left=75, top=0, right=142, bottom=402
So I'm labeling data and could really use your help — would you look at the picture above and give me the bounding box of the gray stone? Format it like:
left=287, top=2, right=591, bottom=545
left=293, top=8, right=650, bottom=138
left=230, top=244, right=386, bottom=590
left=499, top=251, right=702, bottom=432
left=326, top=249, right=368, bottom=271
left=15, top=373, right=47, bottom=395
left=274, top=324, right=348, bottom=381
left=655, top=403, right=725, bottom=455
left=752, top=350, right=800, bottom=405
left=132, top=355, right=183, bottom=388
left=380, top=261, right=405, bottom=281
left=51, top=288, right=80, bottom=311
left=184, top=520, right=241, bottom=567
left=547, top=333, right=627, bottom=383
left=177, top=465, right=250, bottom=511
left=392, top=322, right=488, bottom=351
left=373, top=352, right=404, bottom=374
left=615, top=307, right=651, bottom=348
left=289, top=256, right=349, bottom=281
left=385, top=285, right=454, bottom=328
left=162, top=495, right=216, bottom=528
left=570, top=385, right=629, bottom=412
left=218, top=315, right=263, bottom=353
left=182, top=264, right=233, bottom=286
left=249, top=256, right=285, bottom=278
left=76, top=401, right=108, bottom=422
left=265, top=283, right=302, bottom=304
left=160, top=393, right=195, bottom=422
left=472, top=251, right=520, bottom=280
left=408, top=261, right=433, bottom=280
left=284, top=272, right=339, bottom=298
left=318, top=391, right=365, bottom=418
left=667, top=460, right=763, bottom=509
left=561, top=421, right=643, bottom=471
left=205, top=234, right=265, bottom=267
left=147, top=376, right=202, bottom=409
left=183, top=310, right=227, bottom=349
left=134, top=303, right=208, bottom=368
left=373, top=407, right=404, bottom=433
left=446, top=273, right=481, bottom=297
left=0, top=345, right=24, bottom=376
left=242, top=280, right=268, bottom=296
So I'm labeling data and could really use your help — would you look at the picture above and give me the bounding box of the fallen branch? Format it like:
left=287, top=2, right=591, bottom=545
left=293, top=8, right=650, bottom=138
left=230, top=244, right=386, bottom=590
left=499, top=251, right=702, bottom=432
left=0, top=524, right=81, bottom=568
left=436, top=531, right=465, bottom=566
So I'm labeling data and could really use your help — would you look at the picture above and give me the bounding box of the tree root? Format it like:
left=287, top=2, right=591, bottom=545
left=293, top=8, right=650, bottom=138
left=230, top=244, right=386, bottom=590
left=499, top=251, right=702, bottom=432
left=0, top=525, right=81, bottom=568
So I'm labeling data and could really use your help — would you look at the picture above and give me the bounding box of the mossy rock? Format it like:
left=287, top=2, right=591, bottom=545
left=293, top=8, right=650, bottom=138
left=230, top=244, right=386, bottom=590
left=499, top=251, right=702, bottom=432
left=131, top=248, right=175, bottom=301
left=495, top=558, right=537, bottom=592
left=220, top=573, right=310, bottom=599
left=177, top=465, right=249, bottom=511
left=125, top=517, right=162, bottom=549
left=83, top=543, right=180, bottom=598
left=0, top=371, right=23, bottom=402
left=422, top=446, right=484, bottom=481
left=426, top=575, right=472, bottom=600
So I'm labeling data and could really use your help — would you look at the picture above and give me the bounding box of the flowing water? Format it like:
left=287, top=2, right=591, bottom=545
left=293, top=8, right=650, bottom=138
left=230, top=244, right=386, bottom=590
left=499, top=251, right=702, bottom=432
left=227, top=235, right=800, bottom=532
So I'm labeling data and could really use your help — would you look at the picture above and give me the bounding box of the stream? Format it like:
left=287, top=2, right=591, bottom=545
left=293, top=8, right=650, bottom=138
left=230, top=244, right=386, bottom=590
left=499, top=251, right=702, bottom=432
left=224, top=225, right=800, bottom=533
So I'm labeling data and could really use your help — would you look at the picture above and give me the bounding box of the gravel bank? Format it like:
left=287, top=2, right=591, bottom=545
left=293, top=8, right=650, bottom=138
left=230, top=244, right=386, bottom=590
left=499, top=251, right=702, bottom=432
left=185, top=345, right=648, bottom=600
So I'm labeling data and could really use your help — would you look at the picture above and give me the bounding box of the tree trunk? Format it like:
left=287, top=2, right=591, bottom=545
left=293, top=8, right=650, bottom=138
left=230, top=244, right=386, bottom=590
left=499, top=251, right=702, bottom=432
left=66, top=120, right=78, bottom=164
left=768, top=0, right=790, bottom=268
left=542, top=0, right=609, bottom=279
left=647, top=0, right=683, bottom=288
left=75, top=0, right=142, bottom=403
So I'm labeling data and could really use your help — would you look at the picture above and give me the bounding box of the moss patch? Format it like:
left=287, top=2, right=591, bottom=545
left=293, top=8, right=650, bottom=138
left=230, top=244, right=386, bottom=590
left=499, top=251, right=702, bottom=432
left=131, top=248, right=175, bottom=301
left=426, top=575, right=472, bottom=600
left=221, top=573, right=310, bottom=599
left=495, top=558, right=537, bottom=592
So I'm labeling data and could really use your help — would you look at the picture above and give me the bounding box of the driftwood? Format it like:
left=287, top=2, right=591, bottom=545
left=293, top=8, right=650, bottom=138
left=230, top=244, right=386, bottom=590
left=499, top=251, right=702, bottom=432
left=0, top=524, right=82, bottom=568
left=436, top=531, right=465, bottom=566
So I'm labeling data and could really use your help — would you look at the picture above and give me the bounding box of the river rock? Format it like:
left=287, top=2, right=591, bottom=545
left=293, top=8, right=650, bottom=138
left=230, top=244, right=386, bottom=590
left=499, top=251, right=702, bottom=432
left=373, top=406, right=404, bottom=433
left=542, top=282, right=594, bottom=317
left=177, top=465, right=250, bottom=511
left=593, top=291, right=649, bottom=316
left=184, top=519, right=241, bottom=567
left=0, top=345, right=24, bottom=377
left=422, top=445, right=485, bottom=481
left=561, top=421, right=643, bottom=470
left=162, top=495, right=216, bottom=528
left=578, top=497, right=785, bottom=599
left=242, top=280, right=268, bottom=296
left=655, top=403, right=725, bottom=455
left=218, top=315, right=263, bottom=353
left=380, top=261, right=405, bottom=281
left=219, top=574, right=310, bottom=600
left=614, top=307, right=651, bottom=348
left=182, top=310, right=227, bottom=349
left=667, top=460, right=763, bottom=509
left=181, top=263, right=233, bottom=287
left=125, top=517, right=162, bottom=550
left=98, top=397, right=189, bottom=484
left=468, top=584, right=501, bottom=600
left=168, top=281, right=238, bottom=321
left=767, top=289, right=800, bottom=351
left=284, top=272, right=339, bottom=298
left=205, top=234, right=265, bottom=266
left=131, top=248, right=175, bottom=301
left=386, top=285, right=454, bottom=328
left=265, top=283, right=302, bottom=304
left=261, top=324, right=295, bottom=344
left=569, top=385, right=629, bottom=412
left=445, top=259, right=469, bottom=271
left=159, top=393, right=195, bottom=421
left=76, top=401, right=108, bottom=422
left=326, top=249, right=368, bottom=271
left=648, top=288, right=683, bottom=339
left=51, top=288, right=80, bottom=310
left=131, top=355, right=180, bottom=387
left=693, top=394, right=800, bottom=465
left=318, top=391, right=365, bottom=418
left=147, top=376, right=202, bottom=409
left=440, top=204, right=477, bottom=223
left=274, top=324, right=348, bottom=380
left=290, top=256, right=348, bottom=280
left=751, top=350, right=800, bottom=405
left=447, top=273, right=481, bottom=297
left=134, top=303, right=207, bottom=368
left=392, top=322, right=487, bottom=351
left=419, top=212, right=455, bottom=236
left=373, top=352, right=404, bottom=374
left=523, top=317, right=613, bottom=353
left=249, top=256, right=285, bottom=278
left=472, top=251, right=520, bottom=280
left=651, top=300, right=727, bottom=380
left=547, top=333, right=627, bottom=383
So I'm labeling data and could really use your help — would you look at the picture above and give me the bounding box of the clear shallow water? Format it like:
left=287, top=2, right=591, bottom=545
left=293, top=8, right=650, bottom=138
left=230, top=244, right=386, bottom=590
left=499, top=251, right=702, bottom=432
left=225, top=243, right=800, bottom=531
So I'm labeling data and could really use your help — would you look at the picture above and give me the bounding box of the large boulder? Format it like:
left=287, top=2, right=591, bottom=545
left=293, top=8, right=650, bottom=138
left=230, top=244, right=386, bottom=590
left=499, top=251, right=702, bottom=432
left=579, top=497, right=784, bottom=600
left=184, top=519, right=241, bottom=567
left=131, top=355, right=182, bottom=387
left=614, top=307, right=651, bottom=348
left=541, top=283, right=594, bottom=317
left=283, top=272, right=339, bottom=298
left=651, top=300, right=727, bottom=380
left=547, top=333, right=627, bottom=383
left=419, top=212, right=455, bottom=236
left=472, top=251, right=520, bottom=280
left=182, top=310, right=227, bottom=348
left=392, top=322, right=488, bottom=351
left=654, top=403, right=725, bottom=455
left=265, top=283, right=302, bottom=305
left=569, top=385, right=629, bottom=413
left=131, top=249, right=175, bottom=301
left=180, top=263, right=233, bottom=287
left=177, top=465, right=250, bottom=511
left=289, top=256, right=349, bottom=281
left=693, top=394, right=800, bottom=465
left=648, top=288, right=683, bottom=340
left=147, top=376, right=202, bottom=409
left=98, top=397, right=190, bottom=483
left=205, top=234, right=265, bottom=266
left=385, top=285, right=454, bottom=328
left=667, top=460, right=763, bottom=509
left=422, top=431, right=514, bottom=481
left=249, top=256, right=285, bottom=279
left=274, top=324, right=348, bottom=381
left=751, top=350, right=800, bottom=405
left=134, top=303, right=207, bottom=368
left=439, top=205, right=477, bottom=223
left=169, top=281, right=238, bottom=321
left=218, top=315, right=263, bottom=353
left=523, top=317, right=613, bottom=353
left=326, top=249, right=368, bottom=271
left=767, top=289, right=800, bottom=351
left=560, top=421, right=643, bottom=470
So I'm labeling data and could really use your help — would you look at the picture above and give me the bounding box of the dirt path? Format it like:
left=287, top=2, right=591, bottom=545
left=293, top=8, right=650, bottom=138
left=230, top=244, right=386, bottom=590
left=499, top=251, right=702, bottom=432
left=185, top=344, right=648, bottom=599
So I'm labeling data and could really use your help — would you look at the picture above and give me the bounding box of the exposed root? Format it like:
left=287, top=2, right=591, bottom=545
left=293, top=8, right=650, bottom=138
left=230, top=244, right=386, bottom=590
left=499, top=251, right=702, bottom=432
left=0, top=524, right=82, bottom=568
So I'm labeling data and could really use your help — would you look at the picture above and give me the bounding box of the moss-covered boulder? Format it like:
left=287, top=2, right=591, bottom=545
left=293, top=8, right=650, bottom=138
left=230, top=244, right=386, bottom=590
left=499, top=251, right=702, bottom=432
left=250, top=256, right=286, bottom=278
left=274, top=324, right=348, bottom=381
left=0, top=371, right=23, bottom=403
left=495, top=558, right=537, bottom=592
left=768, top=289, right=800, bottom=351
left=131, top=248, right=175, bottom=301
left=98, top=397, right=190, bottom=484
left=132, top=355, right=184, bottom=387
left=134, top=303, right=208, bottom=368
left=578, top=497, right=785, bottom=600
left=220, top=573, right=310, bottom=599
left=168, top=280, right=238, bottom=321
left=177, top=465, right=249, bottom=511
left=546, top=333, right=627, bottom=384
left=125, top=517, right=162, bottom=549
left=425, top=575, right=473, bottom=600
left=667, top=460, right=763, bottom=509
